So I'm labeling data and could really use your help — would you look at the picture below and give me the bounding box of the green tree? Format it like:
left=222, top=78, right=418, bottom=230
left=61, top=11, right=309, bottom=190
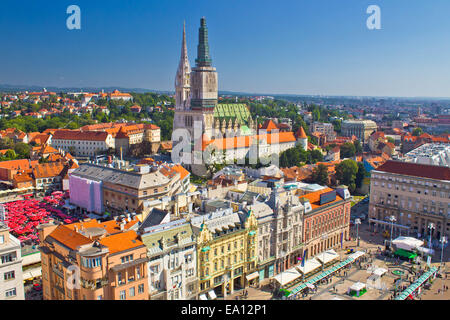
left=355, top=162, right=367, bottom=189
left=412, top=127, right=423, bottom=136
left=309, top=149, right=324, bottom=164
left=386, top=137, right=395, bottom=144
left=311, top=164, right=329, bottom=186
left=14, top=142, right=31, bottom=159
left=4, top=149, right=16, bottom=160
left=335, top=159, right=358, bottom=192
left=354, top=140, right=363, bottom=154
left=340, top=142, right=356, bottom=159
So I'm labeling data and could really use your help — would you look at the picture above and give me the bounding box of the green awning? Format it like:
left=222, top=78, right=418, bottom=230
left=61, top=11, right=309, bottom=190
left=394, top=249, right=417, bottom=259
left=201, top=246, right=211, bottom=252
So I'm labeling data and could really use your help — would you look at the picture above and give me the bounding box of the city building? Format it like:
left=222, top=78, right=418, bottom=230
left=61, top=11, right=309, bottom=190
left=369, top=160, right=450, bottom=240
left=190, top=207, right=258, bottom=299
left=249, top=188, right=304, bottom=278
left=69, top=163, right=189, bottom=220
left=301, top=187, right=352, bottom=260
left=38, top=216, right=148, bottom=300
left=341, top=120, right=377, bottom=144
left=402, top=143, right=450, bottom=167
left=51, top=130, right=115, bottom=157
left=311, top=122, right=336, bottom=142
left=0, top=222, right=25, bottom=300
left=139, top=217, right=197, bottom=300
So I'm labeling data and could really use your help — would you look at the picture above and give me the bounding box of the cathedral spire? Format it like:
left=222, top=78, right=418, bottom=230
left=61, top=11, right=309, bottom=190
left=181, top=21, right=188, bottom=62
left=195, top=17, right=212, bottom=67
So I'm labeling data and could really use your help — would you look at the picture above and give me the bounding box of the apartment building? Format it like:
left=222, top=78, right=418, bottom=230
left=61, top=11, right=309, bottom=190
left=139, top=217, right=197, bottom=300
left=301, top=187, right=352, bottom=260
left=311, top=122, right=336, bottom=142
left=38, top=217, right=148, bottom=300
left=369, top=161, right=450, bottom=240
left=0, top=223, right=24, bottom=300
left=51, top=130, right=115, bottom=157
left=190, top=208, right=258, bottom=299
left=250, top=188, right=304, bottom=277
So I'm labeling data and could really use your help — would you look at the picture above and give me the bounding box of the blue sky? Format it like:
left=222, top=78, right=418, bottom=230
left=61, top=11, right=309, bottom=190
left=1, top=0, right=450, bottom=97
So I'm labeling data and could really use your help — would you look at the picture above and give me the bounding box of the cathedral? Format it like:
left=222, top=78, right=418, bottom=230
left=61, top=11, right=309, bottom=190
left=172, top=18, right=304, bottom=175
left=173, top=18, right=258, bottom=140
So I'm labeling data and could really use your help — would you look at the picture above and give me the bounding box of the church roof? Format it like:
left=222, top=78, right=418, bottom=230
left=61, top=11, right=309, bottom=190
left=214, top=104, right=251, bottom=125
left=295, top=126, right=308, bottom=139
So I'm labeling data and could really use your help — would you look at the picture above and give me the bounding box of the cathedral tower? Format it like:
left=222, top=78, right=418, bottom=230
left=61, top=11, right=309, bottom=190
left=173, top=22, right=192, bottom=135
left=190, top=17, right=218, bottom=138
left=175, top=21, right=191, bottom=111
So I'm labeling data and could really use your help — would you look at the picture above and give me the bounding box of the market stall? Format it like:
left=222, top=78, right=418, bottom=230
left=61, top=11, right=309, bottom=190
left=315, top=249, right=340, bottom=268
left=273, top=267, right=302, bottom=288
left=347, top=282, right=367, bottom=297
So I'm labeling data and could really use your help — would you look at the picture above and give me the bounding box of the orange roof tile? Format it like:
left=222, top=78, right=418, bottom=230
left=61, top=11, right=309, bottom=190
left=300, top=187, right=343, bottom=210
left=172, top=164, right=190, bottom=180
left=98, top=230, right=144, bottom=254
left=48, top=225, right=92, bottom=250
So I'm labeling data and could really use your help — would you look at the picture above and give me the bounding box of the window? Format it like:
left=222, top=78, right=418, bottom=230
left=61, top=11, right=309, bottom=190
left=1, top=253, right=16, bottom=264
left=120, top=290, right=126, bottom=300
left=5, top=288, right=16, bottom=298
left=4, top=271, right=15, bottom=280
left=118, top=272, right=125, bottom=285
left=0, top=235, right=4, bottom=244
left=82, top=257, right=102, bottom=268
left=138, top=284, right=145, bottom=294
left=129, top=287, right=135, bottom=297
left=136, top=267, right=141, bottom=279
left=97, top=295, right=103, bottom=300
left=121, top=255, right=133, bottom=264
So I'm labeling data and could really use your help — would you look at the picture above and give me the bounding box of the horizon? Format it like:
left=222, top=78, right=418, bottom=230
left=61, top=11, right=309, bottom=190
left=1, top=0, right=450, bottom=98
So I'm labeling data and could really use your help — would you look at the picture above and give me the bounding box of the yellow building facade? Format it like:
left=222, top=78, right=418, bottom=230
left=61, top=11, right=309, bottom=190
left=193, top=210, right=258, bottom=298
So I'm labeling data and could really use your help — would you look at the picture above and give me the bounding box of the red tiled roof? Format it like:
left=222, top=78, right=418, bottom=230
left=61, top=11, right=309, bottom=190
left=376, top=161, right=450, bottom=181
left=52, top=130, right=109, bottom=141
left=295, top=127, right=307, bottom=139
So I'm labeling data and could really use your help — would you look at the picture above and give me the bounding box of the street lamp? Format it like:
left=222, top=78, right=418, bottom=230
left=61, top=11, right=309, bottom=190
left=389, top=215, right=396, bottom=250
left=278, top=250, right=288, bottom=300
left=321, top=234, right=328, bottom=271
left=440, top=236, right=447, bottom=295
left=355, top=218, right=361, bottom=248
left=440, top=236, right=447, bottom=270
left=428, top=223, right=435, bottom=251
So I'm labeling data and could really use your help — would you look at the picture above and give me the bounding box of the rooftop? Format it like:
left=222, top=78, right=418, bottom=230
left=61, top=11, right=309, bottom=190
left=376, top=160, right=450, bottom=181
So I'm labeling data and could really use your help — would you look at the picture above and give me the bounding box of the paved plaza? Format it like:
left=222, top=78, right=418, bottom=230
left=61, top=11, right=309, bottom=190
left=223, top=217, right=450, bottom=301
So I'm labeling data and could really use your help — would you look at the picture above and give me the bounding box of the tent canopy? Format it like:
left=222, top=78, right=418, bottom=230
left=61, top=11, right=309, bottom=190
left=296, top=258, right=322, bottom=275
left=373, top=268, right=388, bottom=277
left=315, top=249, right=339, bottom=265
left=348, top=251, right=365, bottom=261
left=246, top=271, right=259, bottom=281
left=393, top=236, right=423, bottom=251
left=350, top=282, right=366, bottom=292
left=208, top=290, right=217, bottom=300
left=273, top=267, right=302, bottom=286
left=417, top=247, right=434, bottom=255
left=199, top=294, right=207, bottom=300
